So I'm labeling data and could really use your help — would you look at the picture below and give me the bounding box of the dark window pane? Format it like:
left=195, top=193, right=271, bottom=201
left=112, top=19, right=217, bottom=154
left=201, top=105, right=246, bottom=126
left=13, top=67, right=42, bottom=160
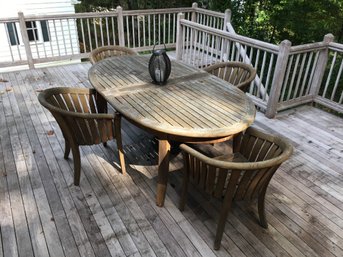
left=6, top=22, right=20, bottom=45
left=40, top=20, right=50, bottom=42
left=26, top=21, right=37, bottom=29
left=26, top=21, right=38, bottom=41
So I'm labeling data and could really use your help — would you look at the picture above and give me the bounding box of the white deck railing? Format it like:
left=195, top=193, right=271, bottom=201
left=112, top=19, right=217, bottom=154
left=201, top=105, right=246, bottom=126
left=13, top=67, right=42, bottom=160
left=315, top=42, right=343, bottom=113
left=0, top=3, right=342, bottom=118
left=175, top=13, right=342, bottom=117
left=0, top=5, right=196, bottom=68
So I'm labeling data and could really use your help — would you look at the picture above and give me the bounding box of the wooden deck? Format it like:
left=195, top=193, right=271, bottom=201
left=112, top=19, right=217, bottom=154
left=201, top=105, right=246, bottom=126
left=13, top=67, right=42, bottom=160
left=0, top=63, right=343, bottom=257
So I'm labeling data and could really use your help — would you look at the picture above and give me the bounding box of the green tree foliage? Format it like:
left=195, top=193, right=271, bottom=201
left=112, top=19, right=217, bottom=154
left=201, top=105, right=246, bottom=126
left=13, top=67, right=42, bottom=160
left=76, top=0, right=193, bottom=12
left=207, top=0, right=343, bottom=44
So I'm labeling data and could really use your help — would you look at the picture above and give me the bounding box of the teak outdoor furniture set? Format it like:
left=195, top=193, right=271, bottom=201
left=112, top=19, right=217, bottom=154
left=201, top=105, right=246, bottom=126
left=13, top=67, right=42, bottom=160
left=38, top=47, right=292, bottom=250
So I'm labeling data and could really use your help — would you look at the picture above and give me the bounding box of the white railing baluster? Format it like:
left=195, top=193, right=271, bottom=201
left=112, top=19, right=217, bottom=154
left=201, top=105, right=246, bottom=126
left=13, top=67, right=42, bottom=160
left=249, top=48, right=259, bottom=95
left=99, top=18, right=104, bottom=46
left=163, top=13, right=166, bottom=44
left=131, top=15, right=135, bottom=48
left=330, top=59, right=343, bottom=101
left=339, top=90, right=343, bottom=104
left=93, top=18, right=98, bottom=48
left=52, top=19, right=61, bottom=55
left=126, top=16, right=130, bottom=47
left=148, top=15, right=151, bottom=46
left=33, top=20, right=40, bottom=58
left=111, top=17, right=116, bottom=45
left=172, top=13, right=176, bottom=43
left=105, top=17, right=109, bottom=45
left=67, top=19, right=74, bottom=55
left=61, top=19, right=68, bottom=54
left=5, top=23, right=16, bottom=62
left=86, top=18, right=92, bottom=51
left=306, top=52, right=319, bottom=95
left=264, top=54, right=274, bottom=99
left=298, top=52, right=311, bottom=97
left=168, top=13, right=170, bottom=43
left=185, top=26, right=190, bottom=63
left=158, top=14, right=161, bottom=44
left=14, top=22, right=22, bottom=60
left=286, top=54, right=300, bottom=100
left=152, top=14, right=156, bottom=45
left=198, top=30, right=204, bottom=65
left=258, top=51, right=267, bottom=99
left=293, top=53, right=306, bottom=98
left=280, top=55, right=293, bottom=101
left=193, top=27, right=198, bottom=66
left=80, top=19, right=86, bottom=52
left=137, top=15, right=141, bottom=48
left=322, top=51, right=337, bottom=98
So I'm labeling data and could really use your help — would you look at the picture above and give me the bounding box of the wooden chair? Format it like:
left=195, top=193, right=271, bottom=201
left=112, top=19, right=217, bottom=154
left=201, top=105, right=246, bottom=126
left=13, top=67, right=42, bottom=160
left=204, top=62, right=256, bottom=92
left=179, top=127, right=293, bottom=250
left=89, top=45, right=137, bottom=64
left=38, top=87, right=126, bottom=186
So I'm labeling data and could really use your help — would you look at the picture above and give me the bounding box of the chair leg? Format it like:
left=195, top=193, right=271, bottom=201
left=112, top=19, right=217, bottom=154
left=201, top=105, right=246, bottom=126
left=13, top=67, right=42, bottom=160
left=214, top=199, right=233, bottom=250
left=114, top=113, right=126, bottom=175
left=64, top=140, right=70, bottom=159
left=179, top=168, right=189, bottom=211
left=117, top=139, right=126, bottom=175
left=71, top=144, right=81, bottom=186
left=258, top=188, right=268, bottom=228
left=214, top=191, right=233, bottom=250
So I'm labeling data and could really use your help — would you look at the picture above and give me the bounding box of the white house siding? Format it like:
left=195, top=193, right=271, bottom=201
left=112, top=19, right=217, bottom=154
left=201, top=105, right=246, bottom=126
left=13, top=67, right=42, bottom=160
left=0, top=0, right=79, bottom=65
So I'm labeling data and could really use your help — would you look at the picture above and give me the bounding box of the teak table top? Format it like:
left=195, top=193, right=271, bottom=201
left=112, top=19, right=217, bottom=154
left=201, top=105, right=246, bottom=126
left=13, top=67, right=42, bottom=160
left=89, top=55, right=256, bottom=206
left=89, top=55, right=256, bottom=140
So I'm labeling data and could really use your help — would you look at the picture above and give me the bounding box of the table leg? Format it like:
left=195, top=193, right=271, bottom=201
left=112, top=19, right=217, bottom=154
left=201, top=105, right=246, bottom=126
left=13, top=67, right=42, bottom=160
left=156, top=139, right=171, bottom=207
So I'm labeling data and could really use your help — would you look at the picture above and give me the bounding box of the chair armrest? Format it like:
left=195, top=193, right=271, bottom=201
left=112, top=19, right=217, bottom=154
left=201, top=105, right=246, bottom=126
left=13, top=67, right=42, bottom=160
left=180, top=143, right=292, bottom=170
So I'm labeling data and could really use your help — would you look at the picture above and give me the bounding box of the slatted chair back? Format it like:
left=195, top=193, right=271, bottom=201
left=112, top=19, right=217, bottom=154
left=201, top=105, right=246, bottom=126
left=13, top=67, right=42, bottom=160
left=90, top=45, right=137, bottom=64
left=204, top=62, right=256, bottom=92
left=39, top=87, right=114, bottom=145
left=38, top=87, right=126, bottom=186
left=179, top=127, right=293, bottom=250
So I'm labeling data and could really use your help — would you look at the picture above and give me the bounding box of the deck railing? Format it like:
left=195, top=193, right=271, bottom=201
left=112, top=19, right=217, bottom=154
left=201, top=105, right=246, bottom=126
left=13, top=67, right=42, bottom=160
left=175, top=14, right=279, bottom=111
left=0, top=5, right=197, bottom=69
left=0, top=3, right=342, bottom=117
left=175, top=13, right=342, bottom=117
left=315, top=42, right=343, bottom=113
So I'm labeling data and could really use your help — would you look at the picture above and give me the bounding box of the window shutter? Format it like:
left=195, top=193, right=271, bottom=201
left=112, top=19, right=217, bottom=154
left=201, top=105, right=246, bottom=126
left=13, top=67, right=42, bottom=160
left=40, top=20, right=50, bottom=42
left=6, top=22, right=20, bottom=46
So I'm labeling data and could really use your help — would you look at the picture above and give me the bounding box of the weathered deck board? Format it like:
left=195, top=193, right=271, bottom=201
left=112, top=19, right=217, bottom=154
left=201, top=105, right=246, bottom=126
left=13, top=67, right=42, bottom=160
left=1, top=63, right=343, bottom=257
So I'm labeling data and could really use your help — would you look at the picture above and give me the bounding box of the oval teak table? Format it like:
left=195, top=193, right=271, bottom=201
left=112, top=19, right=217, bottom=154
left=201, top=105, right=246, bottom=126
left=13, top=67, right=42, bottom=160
left=89, top=55, right=256, bottom=206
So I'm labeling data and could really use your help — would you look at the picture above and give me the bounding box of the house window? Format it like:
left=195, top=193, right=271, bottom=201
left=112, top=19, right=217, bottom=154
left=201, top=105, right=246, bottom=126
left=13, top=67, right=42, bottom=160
left=6, top=22, right=20, bottom=46
left=26, top=21, right=39, bottom=41
left=40, top=20, right=50, bottom=42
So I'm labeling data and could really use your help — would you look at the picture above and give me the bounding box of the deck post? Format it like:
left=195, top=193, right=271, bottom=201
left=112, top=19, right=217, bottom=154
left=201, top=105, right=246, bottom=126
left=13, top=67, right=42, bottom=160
left=18, top=12, right=34, bottom=69
left=191, top=2, right=198, bottom=22
left=116, top=6, right=125, bottom=47
left=223, top=9, right=231, bottom=31
left=175, top=13, right=185, bottom=61
left=309, top=34, right=334, bottom=97
left=266, top=40, right=292, bottom=118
